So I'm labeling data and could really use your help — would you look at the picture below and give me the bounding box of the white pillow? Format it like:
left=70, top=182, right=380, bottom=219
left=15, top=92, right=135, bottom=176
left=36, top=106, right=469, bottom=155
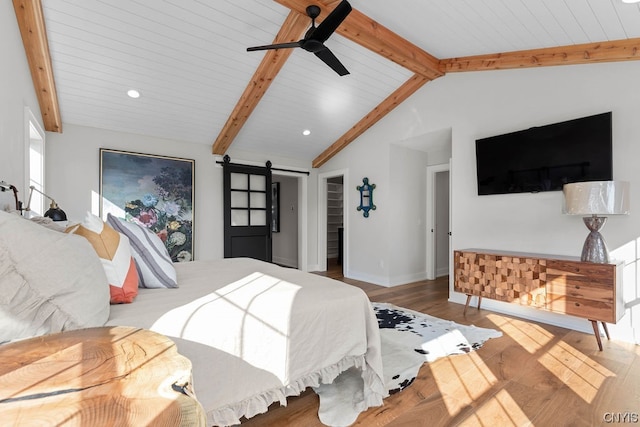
left=29, top=215, right=67, bottom=232
left=0, top=210, right=110, bottom=343
left=106, top=213, right=178, bottom=289
left=0, top=306, right=49, bottom=343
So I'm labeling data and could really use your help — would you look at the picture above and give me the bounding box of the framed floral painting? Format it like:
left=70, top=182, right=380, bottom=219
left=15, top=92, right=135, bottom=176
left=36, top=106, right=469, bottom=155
left=99, top=149, right=195, bottom=262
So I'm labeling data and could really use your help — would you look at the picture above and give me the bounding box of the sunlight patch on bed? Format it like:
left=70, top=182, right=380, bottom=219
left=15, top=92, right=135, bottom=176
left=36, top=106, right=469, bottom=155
left=486, top=314, right=552, bottom=354
left=151, top=272, right=301, bottom=382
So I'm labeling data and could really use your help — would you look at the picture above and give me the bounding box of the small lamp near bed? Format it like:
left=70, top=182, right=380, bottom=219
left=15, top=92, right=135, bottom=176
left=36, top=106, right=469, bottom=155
left=563, top=180, right=630, bottom=263
left=24, top=185, right=68, bottom=221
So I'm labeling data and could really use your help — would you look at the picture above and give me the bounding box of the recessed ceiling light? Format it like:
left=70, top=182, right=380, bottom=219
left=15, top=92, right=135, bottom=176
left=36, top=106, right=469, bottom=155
left=302, top=129, right=311, bottom=136
left=127, top=89, right=140, bottom=99
left=622, top=0, right=640, bottom=3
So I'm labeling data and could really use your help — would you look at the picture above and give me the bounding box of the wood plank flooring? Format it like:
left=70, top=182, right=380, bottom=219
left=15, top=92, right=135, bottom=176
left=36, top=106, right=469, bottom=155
left=240, top=263, right=640, bottom=427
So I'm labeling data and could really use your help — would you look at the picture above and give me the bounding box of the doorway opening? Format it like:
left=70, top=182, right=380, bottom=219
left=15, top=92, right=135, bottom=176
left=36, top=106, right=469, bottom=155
left=426, top=163, right=450, bottom=281
left=317, top=169, right=348, bottom=273
left=326, top=176, right=344, bottom=272
left=273, top=170, right=308, bottom=271
left=272, top=174, right=299, bottom=268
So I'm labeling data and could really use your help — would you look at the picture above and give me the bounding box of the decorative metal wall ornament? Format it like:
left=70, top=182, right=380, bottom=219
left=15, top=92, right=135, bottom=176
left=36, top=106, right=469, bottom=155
left=356, top=177, right=376, bottom=217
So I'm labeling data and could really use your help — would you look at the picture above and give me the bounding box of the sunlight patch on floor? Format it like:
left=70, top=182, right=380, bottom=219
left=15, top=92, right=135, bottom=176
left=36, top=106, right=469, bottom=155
left=487, top=314, right=553, bottom=354
left=431, top=352, right=499, bottom=414
left=537, top=341, right=615, bottom=403
left=457, top=389, right=531, bottom=427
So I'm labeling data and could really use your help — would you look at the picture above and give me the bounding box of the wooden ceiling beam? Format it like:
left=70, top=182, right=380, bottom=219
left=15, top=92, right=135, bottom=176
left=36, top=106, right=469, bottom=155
left=219, top=2, right=640, bottom=167
left=13, top=0, right=62, bottom=133
left=212, top=11, right=309, bottom=155
left=312, top=73, right=430, bottom=168
left=274, top=0, right=443, bottom=80
left=440, top=38, right=640, bottom=72
left=272, top=0, right=443, bottom=167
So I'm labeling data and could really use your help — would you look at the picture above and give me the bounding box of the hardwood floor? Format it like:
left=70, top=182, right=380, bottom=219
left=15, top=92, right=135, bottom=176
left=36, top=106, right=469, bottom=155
left=240, top=262, right=640, bottom=427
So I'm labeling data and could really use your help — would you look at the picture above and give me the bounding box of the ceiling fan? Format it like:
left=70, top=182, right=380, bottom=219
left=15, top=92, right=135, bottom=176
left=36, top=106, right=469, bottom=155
left=247, top=1, right=352, bottom=76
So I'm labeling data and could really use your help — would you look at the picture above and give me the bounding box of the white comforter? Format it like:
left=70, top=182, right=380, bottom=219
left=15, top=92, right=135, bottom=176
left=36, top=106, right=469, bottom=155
left=107, top=258, right=385, bottom=426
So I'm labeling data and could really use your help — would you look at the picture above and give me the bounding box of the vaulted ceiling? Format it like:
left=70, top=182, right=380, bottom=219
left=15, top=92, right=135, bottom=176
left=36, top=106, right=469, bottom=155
left=14, top=0, right=640, bottom=167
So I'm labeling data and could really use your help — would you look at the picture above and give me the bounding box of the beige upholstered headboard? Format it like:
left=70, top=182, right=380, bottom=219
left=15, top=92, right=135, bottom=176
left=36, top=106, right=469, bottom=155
left=0, top=182, right=20, bottom=212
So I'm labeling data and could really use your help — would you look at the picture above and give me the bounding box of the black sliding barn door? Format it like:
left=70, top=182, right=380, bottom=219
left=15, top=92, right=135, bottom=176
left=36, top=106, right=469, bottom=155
left=222, top=156, right=272, bottom=262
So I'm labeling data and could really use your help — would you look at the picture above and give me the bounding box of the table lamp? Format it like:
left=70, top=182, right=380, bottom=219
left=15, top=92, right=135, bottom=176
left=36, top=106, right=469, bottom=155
left=562, top=181, right=630, bottom=263
left=24, top=185, right=67, bottom=221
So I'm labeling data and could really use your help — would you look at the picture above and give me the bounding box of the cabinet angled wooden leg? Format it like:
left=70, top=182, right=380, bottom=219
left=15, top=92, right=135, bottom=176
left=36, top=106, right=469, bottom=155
left=601, top=322, right=610, bottom=341
left=464, top=294, right=471, bottom=316
left=463, top=294, right=482, bottom=316
left=590, top=320, right=604, bottom=351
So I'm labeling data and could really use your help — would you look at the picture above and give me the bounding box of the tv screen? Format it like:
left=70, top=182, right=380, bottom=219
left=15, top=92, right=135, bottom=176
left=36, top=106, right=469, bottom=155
left=475, top=112, right=612, bottom=195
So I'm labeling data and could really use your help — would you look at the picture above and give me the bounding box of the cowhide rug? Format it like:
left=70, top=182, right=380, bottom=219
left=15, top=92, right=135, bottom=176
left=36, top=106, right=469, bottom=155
left=373, top=302, right=503, bottom=394
left=315, top=302, right=502, bottom=426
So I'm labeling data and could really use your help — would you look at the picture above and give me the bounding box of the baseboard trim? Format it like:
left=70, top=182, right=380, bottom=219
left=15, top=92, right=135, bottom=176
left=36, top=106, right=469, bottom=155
left=273, top=255, right=297, bottom=269
left=448, top=290, right=592, bottom=334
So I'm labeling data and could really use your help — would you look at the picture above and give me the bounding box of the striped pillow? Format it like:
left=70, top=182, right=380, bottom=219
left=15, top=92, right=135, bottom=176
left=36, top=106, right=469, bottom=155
left=67, top=212, right=139, bottom=304
left=106, top=213, right=178, bottom=289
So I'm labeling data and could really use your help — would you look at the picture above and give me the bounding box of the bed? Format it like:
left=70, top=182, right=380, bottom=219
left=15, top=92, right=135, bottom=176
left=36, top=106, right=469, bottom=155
left=106, top=257, right=386, bottom=425
left=0, top=192, right=386, bottom=426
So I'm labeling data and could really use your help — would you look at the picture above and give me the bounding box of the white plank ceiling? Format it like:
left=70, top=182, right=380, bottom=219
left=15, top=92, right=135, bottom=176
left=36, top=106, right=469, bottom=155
left=40, top=0, right=640, bottom=163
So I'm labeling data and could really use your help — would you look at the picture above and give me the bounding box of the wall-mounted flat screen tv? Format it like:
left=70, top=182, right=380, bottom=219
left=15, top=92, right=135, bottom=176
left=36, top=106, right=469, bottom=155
left=475, top=112, right=612, bottom=196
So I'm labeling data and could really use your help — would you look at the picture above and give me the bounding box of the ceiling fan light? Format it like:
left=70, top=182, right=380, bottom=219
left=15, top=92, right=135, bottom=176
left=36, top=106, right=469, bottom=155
left=127, top=89, right=140, bottom=98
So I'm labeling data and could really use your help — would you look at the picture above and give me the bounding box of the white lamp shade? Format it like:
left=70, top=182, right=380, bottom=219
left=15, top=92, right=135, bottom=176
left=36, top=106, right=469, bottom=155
left=563, top=181, right=630, bottom=215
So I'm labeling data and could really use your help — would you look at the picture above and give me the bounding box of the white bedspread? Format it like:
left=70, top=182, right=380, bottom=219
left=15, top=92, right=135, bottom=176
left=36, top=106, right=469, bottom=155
left=107, top=258, right=385, bottom=426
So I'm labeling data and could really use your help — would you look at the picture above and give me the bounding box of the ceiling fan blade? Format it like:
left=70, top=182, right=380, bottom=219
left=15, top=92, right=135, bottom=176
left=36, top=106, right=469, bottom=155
left=310, top=0, right=352, bottom=44
left=247, top=41, right=302, bottom=52
left=314, top=46, right=349, bottom=76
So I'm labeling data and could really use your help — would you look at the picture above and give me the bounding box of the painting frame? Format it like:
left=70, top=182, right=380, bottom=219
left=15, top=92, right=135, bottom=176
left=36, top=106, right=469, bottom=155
left=99, top=148, right=195, bottom=262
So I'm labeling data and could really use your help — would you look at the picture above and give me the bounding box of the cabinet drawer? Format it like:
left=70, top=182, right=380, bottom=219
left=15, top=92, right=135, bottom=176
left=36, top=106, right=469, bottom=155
left=546, top=261, right=616, bottom=286
left=546, top=282, right=613, bottom=303
left=546, top=294, right=614, bottom=322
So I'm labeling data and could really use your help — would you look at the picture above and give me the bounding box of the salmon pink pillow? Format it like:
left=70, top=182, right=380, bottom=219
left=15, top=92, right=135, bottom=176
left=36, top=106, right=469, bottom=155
left=67, top=212, right=139, bottom=303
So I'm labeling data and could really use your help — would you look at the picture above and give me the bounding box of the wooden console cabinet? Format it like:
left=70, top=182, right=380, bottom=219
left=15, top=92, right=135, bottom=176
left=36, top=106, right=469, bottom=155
left=454, top=249, right=624, bottom=350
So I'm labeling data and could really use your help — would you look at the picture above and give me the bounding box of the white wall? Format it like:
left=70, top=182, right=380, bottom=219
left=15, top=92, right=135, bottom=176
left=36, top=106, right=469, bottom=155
left=319, top=129, right=450, bottom=285
left=442, top=63, right=640, bottom=343
left=389, top=144, right=429, bottom=285
left=320, top=60, right=640, bottom=343
left=0, top=1, right=42, bottom=193
left=46, top=124, right=223, bottom=260
left=319, top=141, right=392, bottom=283
left=45, top=125, right=314, bottom=263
